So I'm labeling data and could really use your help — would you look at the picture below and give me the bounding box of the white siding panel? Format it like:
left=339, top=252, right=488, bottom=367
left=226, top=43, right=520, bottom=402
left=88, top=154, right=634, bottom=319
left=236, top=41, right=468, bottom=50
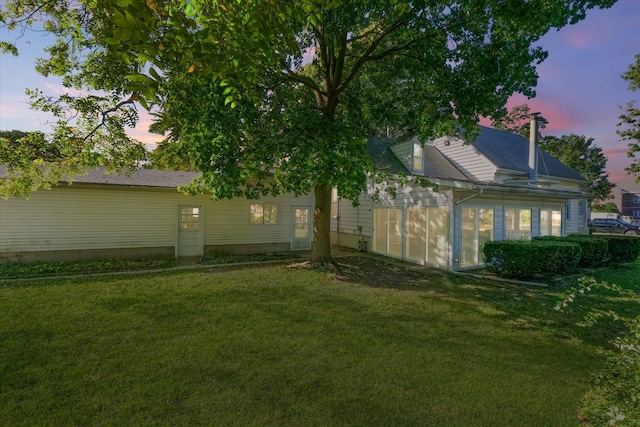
left=203, top=193, right=314, bottom=245
left=333, top=193, right=373, bottom=237
left=434, top=138, right=496, bottom=182
left=1, top=188, right=179, bottom=252
left=373, top=180, right=450, bottom=208
left=0, top=187, right=315, bottom=253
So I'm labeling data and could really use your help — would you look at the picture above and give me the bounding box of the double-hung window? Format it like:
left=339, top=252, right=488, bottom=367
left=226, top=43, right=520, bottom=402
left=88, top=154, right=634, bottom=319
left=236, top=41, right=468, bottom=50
left=250, top=204, right=277, bottom=224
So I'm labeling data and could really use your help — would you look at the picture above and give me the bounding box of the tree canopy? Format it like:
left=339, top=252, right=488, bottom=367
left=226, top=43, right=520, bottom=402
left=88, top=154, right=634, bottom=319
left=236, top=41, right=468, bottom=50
left=492, top=104, right=614, bottom=205
left=592, top=202, right=620, bottom=214
left=618, top=54, right=640, bottom=181
left=0, top=0, right=617, bottom=263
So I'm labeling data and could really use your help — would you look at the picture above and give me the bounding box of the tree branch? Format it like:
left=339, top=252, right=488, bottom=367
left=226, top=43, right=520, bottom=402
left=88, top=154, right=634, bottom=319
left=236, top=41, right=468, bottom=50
left=83, top=96, right=138, bottom=141
left=336, top=19, right=406, bottom=94
left=283, top=71, right=321, bottom=93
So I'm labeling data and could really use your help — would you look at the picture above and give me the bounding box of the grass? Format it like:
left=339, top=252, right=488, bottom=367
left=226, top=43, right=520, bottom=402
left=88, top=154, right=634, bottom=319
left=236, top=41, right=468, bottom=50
left=0, top=258, right=637, bottom=426
left=0, top=252, right=303, bottom=279
left=0, top=258, right=178, bottom=279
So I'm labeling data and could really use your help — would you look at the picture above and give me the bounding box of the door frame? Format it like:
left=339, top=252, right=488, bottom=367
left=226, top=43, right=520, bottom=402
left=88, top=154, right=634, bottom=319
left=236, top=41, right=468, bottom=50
left=176, top=204, right=204, bottom=257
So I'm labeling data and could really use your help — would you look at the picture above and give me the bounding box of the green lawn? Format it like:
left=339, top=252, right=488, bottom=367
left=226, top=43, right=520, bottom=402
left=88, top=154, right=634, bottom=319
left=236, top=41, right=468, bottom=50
left=1, top=258, right=637, bottom=426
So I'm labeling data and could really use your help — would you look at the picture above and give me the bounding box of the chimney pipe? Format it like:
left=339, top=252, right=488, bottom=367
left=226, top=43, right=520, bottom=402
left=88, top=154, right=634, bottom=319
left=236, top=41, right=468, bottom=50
left=528, top=113, right=540, bottom=181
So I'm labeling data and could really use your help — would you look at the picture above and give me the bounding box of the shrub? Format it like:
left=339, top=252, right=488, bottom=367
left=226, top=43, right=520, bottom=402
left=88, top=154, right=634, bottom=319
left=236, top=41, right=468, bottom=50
left=566, top=235, right=609, bottom=267
left=535, top=235, right=608, bottom=268
left=594, top=235, right=640, bottom=265
left=483, top=240, right=581, bottom=279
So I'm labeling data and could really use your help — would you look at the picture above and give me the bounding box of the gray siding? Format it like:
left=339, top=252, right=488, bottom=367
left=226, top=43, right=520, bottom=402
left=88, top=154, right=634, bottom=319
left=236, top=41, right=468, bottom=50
left=389, top=140, right=413, bottom=172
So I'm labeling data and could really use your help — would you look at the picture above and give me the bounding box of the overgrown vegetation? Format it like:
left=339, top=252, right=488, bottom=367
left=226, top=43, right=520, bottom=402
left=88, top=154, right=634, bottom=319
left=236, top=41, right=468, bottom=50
left=3, top=257, right=639, bottom=425
left=558, top=277, right=640, bottom=426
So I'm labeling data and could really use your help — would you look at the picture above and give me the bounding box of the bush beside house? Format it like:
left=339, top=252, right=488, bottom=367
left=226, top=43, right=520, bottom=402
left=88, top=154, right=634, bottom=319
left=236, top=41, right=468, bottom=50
left=483, top=235, right=640, bottom=280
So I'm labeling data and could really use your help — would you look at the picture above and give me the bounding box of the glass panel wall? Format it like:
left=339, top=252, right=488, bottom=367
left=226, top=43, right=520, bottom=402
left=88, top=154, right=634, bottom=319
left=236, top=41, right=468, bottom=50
left=406, top=207, right=426, bottom=261
left=373, top=208, right=403, bottom=257
left=388, top=208, right=403, bottom=257
left=461, top=207, right=493, bottom=268
left=374, top=209, right=387, bottom=253
left=505, top=208, right=531, bottom=240
left=461, top=208, right=478, bottom=267
left=478, top=208, right=494, bottom=264
left=540, top=209, right=562, bottom=237
left=427, top=208, right=448, bottom=266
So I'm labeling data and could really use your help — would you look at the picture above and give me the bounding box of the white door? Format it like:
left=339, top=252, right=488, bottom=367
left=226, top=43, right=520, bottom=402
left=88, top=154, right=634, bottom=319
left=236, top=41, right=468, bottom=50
left=177, top=205, right=203, bottom=257
left=291, top=207, right=311, bottom=250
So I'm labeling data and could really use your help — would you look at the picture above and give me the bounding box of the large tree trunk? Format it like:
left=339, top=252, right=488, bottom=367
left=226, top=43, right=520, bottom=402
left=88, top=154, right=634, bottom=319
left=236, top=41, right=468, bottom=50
left=311, top=183, right=336, bottom=267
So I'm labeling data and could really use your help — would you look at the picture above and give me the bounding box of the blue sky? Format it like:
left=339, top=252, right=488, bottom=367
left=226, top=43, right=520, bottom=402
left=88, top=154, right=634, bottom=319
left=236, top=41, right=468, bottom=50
left=1, top=1, right=639, bottom=183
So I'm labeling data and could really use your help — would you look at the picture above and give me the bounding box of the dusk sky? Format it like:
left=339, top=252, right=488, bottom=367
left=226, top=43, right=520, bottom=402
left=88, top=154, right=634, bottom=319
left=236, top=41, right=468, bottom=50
left=1, top=1, right=639, bottom=183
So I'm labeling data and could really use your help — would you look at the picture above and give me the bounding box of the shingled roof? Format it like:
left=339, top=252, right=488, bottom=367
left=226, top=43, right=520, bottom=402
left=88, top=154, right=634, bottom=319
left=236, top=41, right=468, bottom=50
left=0, top=165, right=200, bottom=189
left=472, top=126, right=586, bottom=182
left=366, top=137, right=471, bottom=181
left=366, top=137, right=410, bottom=175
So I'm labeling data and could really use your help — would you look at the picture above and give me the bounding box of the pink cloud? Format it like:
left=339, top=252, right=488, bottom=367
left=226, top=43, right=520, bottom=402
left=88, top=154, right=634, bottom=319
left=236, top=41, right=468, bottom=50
left=603, top=148, right=629, bottom=156
left=565, top=31, right=596, bottom=49
left=480, top=94, right=585, bottom=133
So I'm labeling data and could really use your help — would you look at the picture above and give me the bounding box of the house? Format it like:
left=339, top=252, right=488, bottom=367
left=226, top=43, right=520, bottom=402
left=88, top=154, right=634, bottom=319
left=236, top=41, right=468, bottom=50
left=331, top=118, right=590, bottom=271
left=0, top=167, right=315, bottom=263
left=604, top=179, right=640, bottom=223
left=1, top=118, right=589, bottom=270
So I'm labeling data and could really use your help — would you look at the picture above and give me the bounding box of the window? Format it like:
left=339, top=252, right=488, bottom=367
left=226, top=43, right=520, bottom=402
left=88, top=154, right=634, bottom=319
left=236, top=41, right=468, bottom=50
left=505, top=209, right=531, bottom=240
left=250, top=204, right=277, bottom=224
left=578, top=199, right=587, bottom=216
left=412, top=143, right=423, bottom=172
left=180, top=207, right=200, bottom=230
left=540, top=210, right=562, bottom=237
left=633, top=197, right=640, bottom=204
left=331, top=187, right=338, bottom=219
left=633, top=210, right=640, bottom=217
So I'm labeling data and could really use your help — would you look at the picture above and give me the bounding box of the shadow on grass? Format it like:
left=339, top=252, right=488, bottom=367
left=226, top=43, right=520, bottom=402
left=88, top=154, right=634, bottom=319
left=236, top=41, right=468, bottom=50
left=334, top=256, right=638, bottom=350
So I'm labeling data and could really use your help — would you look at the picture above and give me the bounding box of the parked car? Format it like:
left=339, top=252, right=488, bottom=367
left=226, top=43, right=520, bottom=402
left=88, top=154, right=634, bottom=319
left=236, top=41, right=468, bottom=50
left=589, top=218, right=640, bottom=235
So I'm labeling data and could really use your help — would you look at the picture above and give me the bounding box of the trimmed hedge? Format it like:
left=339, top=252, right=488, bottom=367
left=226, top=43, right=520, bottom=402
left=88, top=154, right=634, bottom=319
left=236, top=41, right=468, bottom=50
left=483, top=240, right=581, bottom=279
left=589, top=234, right=640, bottom=265
left=534, top=235, right=608, bottom=267
left=483, top=234, right=640, bottom=279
